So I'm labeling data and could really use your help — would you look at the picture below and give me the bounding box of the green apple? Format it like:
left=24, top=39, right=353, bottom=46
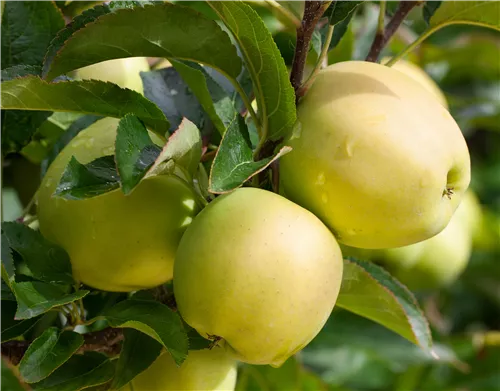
left=174, top=188, right=343, bottom=367
left=124, top=348, right=237, bottom=391
left=37, top=117, right=200, bottom=292
left=280, top=61, right=470, bottom=249
left=388, top=197, right=473, bottom=290
left=382, top=57, right=448, bottom=108
left=74, top=57, right=150, bottom=94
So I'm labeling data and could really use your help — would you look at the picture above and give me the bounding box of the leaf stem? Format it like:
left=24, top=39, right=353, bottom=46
left=264, top=0, right=301, bottom=29
left=377, top=1, right=386, bottom=33
left=298, top=23, right=335, bottom=97
left=366, top=1, right=419, bottom=63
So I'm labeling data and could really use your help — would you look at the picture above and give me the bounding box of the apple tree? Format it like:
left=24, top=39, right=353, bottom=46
left=1, top=1, right=500, bottom=390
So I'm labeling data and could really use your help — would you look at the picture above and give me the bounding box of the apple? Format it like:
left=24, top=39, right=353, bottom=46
left=173, top=187, right=343, bottom=367
left=37, top=117, right=200, bottom=292
left=74, top=57, right=150, bottom=94
left=280, top=61, right=470, bottom=249
left=382, top=57, right=448, bottom=108
left=387, top=196, right=473, bottom=290
left=124, top=348, right=237, bottom=391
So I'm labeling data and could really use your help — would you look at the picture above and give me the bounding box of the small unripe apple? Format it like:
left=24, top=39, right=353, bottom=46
left=174, top=188, right=343, bottom=367
left=382, top=57, right=448, bottom=108
left=124, top=348, right=237, bottom=391
left=37, top=117, right=200, bottom=292
left=74, top=57, right=150, bottom=94
left=280, top=61, right=470, bottom=249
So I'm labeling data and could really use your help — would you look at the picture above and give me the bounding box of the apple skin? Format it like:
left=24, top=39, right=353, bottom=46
left=174, top=188, right=343, bottom=367
left=124, top=348, right=237, bottom=391
left=280, top=60, right=470, bottom=249
left=37, top=117, right=200, bottom=292
left=74, top=57, right=150, bottom=94
left=382, top=57, right=448, bottom=108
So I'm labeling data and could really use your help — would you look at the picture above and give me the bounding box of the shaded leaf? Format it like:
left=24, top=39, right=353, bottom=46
left=54, top=156, right=120, bottom=200
left=31, top=352, right=114, bottom=391
left=102, top=299, right=188, bottom=365
left=1, top=65, right=42, bottom=81
left=44, top=3, right=241, bottom=80
left=1, top=77, right=169, bottom=136
left=337, top=258, right=432, bottom=351
left=115, top=114, right=161, bottom=195
left=1, top=2, right=64, bottom=69
left=110, top=329, right=162, bottom=389
left=140, top=67, right=211, bottom=134
left=423, top=1, right=442, bottom=25
left=429, top=1, right=500, bottom=30
left=19, top=328, right=84, bottom=384
left=2, top=110, right=52, bottom=155
left=185, top=324, right=212, bottom=351
left=209, top=116, right=291, bottom=193
left=1, top=230, right=15, bottom=278
left=12, top=281, right=89, bottom=320
left=210, top=2, right=296, bottom=141
left=2, top=300, right=40, bottom=342
left=1, top=362, right=26, bottom=391
left=325, top=1, right=362, bottom=25
left=2, top=222, right=73, bottom=284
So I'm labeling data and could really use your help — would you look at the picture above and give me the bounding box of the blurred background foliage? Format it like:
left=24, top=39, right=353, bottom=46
left=2, top=1, right=499, bottom=390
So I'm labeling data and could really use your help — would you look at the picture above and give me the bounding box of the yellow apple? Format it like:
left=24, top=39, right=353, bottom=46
left=280, top=60, right=470, bottom=249
left=174, top=188, right=343, bottom=367
left=37, top=117, right=200, bottom=292
left=382, top=57, right=448, bottom=108
left=123, top=348, right=237, bottom=391
left=74, top=57, right=150, bottom=94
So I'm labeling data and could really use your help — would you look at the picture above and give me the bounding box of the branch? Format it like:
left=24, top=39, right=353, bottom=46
left=365, top=1, right=420, bottom=63
left=289, top=1, right=330, bottom=101
left=1, top=327, right=124, bottom=365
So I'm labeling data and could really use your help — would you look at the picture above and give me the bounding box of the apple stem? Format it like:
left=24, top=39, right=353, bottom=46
left=365, top=1, right=420, bottom=63
left=289, top=1, right=331, bottom=102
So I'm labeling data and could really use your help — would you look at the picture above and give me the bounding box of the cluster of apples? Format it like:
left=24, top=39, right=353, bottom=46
left=37, top=57, right=470, bottom=389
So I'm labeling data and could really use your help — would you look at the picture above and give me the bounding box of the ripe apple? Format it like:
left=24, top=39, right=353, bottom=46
left=124, top=348, right=237, bottom=391
left=174, top=188, right=343, bottom=367
left=74, top=57, right=150, bottom=94
left=37, top=117, right=200, bottom=292
left=280, top=60, right=470, bottom=249
left=382, top=57, right=448, bottom=108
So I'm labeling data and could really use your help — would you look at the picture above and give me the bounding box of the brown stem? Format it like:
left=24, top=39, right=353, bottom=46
left=365, top=1, right=420, bottom=63
left=289, top=1, right=330, bottom=101
left=1, top=327, right=124, bottom=365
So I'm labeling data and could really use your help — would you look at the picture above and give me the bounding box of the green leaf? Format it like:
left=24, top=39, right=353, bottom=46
left=102, top=299, right=188, bottom=365
left=109, top=0, right=163, bottom=11
left=54, top=156, right=120, bottom=200
left=145, top=118, right=202, bottom=180
left=115, top=114, right=161, bottom=195
left=1, top=230, right=15, bottom=278
left=19, top=328, right=84, bottom=384
left=43, top=6, right=111, bottom=75
left=140, top=67, right=211, bottom=134
left=1, top=2, right=64, bottom=69
left=1, top=300, right=40, bottom=342
left=210, top=2, right=296, bottom=141
left=1, top=77, right=169, bottom=136
left=1, top=65, right=42, bottom=81
left=43, top=3, right=241, bottom=80
left=237, top=357, right=301, bottom=391
left=337, top=258, right=432, bottom=351
left=110, top=329, right=162, bottom=389
left=1, top=363, right=26, bottom=391
left=171, top=60, right=238, bottom=137
left=325, top=1, right=362, bottom=25
left=2, top=222, right=73, bottom=284
left=429, top=1, right=500, bottom=30
left=2, top=110, right=52, bottom=155
left=423, top=1, right=442, bottom=25
left=185, top=324, right=212, bottom=351
left=12, top=281, right=89, bottom=320
left=327, top=9, right=356, bottom=52
left=209, top=116, right=291, bottom=193
left=31, top=352, right=114, bottom=391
